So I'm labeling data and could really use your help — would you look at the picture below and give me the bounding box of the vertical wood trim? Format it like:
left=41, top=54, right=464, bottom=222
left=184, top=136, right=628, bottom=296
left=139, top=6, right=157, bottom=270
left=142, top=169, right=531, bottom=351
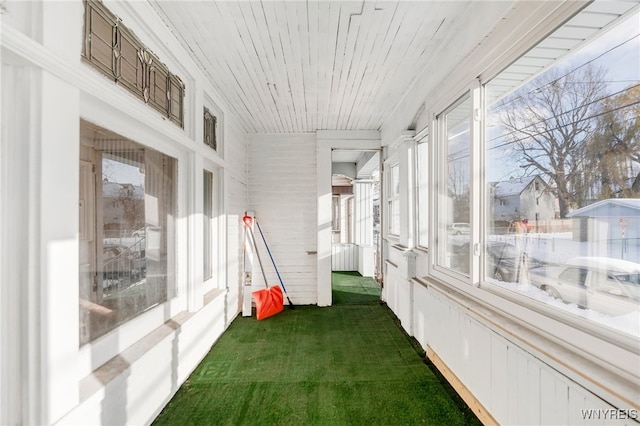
left=1, top=64, right=30, bottom=426
left=317, top=140, right=332, bottom=306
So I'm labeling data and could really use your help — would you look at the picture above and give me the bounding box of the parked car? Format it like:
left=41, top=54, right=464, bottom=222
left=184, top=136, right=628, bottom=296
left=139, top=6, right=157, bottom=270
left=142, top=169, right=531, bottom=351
left=132, top=227, right=146, bottom=239
left=454, top=241, right=526, bottom=283
left=447, top=222, right=470, bottom=235
left=132, top=225, right=161, bottom=239
left=530, top=257, right=640, bottom=316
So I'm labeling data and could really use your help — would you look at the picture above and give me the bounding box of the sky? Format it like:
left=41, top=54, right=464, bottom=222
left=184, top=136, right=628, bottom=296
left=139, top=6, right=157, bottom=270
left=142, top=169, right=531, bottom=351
left=485, top=7, right=640, bottom=184
left=103, top=158, right=145, bottom=187
left=565, top=9, right=640, bottom=93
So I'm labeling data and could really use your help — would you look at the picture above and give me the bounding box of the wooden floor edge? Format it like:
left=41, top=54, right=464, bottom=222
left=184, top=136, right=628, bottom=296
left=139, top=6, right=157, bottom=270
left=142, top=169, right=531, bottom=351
left=427, top=345, right=499, bottom=426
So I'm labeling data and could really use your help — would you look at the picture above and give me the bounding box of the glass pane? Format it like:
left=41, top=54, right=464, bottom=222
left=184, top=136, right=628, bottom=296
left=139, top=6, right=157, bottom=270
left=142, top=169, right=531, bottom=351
left=79, top=122, right=176, bottom=345
left=390, top=199, right=400, bottom=236
left=439, top=95, right=472, bottom=274
left=484, top=6, right=639, bottom=337
left=389, top=163, right=400, bottom=235
left=417, top=142, right=429, bottom=247
left=332, top=195, right=341, bottom=233
left=391, top=163, right=400, bottom=196
left=203, top=170, right=213, bottom=280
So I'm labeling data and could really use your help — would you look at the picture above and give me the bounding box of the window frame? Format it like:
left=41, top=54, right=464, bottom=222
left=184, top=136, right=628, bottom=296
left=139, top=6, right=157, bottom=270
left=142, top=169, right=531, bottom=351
left=475, top=2, right=640, bottom=342
left=431, top=90, right=476, bottom=284
left=78, top=120, right=179, bottom=346
left=203, top=96, right=225, bottom=159
left=203, top=169, right=214, bottom=282
left=386, top=160, right=400, bottom=238
left=331, top=195, right=340, bottom=232
left=202, top=163, right=224, bottom=294
left=77, top=109, right=188, bottom=370
left=415, top=129, right=430, bottom=250
left=203, top=107, right=217, bottom=151
left=423, top=3, right=639, bottom=375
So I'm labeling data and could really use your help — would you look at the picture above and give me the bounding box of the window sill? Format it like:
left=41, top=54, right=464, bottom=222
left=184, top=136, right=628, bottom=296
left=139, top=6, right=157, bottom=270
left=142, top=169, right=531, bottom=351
left=413, top=246, right=428, bottom=255
left=383, top=234, right=400, bottom=243
left=80, top=288, right=227, bottom=402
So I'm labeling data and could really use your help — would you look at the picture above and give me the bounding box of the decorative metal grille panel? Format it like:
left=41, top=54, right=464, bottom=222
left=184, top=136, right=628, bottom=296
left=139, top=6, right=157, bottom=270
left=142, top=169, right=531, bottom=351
left=82, top=0, right=185, bottom=128
left=203, top=107, right=217, bottom=151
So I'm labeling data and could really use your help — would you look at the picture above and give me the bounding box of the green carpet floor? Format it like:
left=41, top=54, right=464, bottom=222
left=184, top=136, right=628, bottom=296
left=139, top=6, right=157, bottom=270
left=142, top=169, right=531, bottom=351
left=153, top=272, right=481, bottom=425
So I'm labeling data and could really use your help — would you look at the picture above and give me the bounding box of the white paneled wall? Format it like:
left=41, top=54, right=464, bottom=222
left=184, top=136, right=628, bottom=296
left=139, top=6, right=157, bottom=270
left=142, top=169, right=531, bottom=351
left=391, top=273, right=632, bottom=426
left=248, top=134, right=318, bottom=304
left=354, top=182, right=373, bottom=246
left=382, top=245, right=414, bottom=334
left=332, top=244, right=358, bottom=271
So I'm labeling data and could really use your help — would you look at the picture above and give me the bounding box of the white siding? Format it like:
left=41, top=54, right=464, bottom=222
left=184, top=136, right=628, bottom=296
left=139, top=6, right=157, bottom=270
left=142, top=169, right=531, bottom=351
left=248, top=134, right=318, bottom=304
left=405, top=280, right=631, bottom=426
left=332, top=243, right=358, bottom=271
left=382, top=245, right=413, bottom=333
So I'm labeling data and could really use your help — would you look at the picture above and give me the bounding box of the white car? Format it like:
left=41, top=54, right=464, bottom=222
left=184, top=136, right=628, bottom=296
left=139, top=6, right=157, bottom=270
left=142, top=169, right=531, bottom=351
left=132, top=225, right=161, bottom=239
left=447, top=222, right=470, bottom=235
left=530, top=257, right=640, bottom=316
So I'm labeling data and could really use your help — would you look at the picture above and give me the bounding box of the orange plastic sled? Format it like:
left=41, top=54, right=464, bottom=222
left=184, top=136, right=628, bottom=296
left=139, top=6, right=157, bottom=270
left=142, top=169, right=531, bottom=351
left=252, top=285, right=284, bottom=320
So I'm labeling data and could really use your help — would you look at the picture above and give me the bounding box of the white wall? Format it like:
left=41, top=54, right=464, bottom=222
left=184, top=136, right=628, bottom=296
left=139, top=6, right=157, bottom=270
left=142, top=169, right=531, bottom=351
left=247, top=134, right=318, bottom=304
left=414, top=277, right=636, bottom=425
left=1, top=1, right=248, bottom=425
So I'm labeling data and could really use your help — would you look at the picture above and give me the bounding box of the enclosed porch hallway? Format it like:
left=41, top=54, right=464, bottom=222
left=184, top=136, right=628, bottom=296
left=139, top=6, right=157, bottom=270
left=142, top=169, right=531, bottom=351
left=152, top=272, right=480, bottom=425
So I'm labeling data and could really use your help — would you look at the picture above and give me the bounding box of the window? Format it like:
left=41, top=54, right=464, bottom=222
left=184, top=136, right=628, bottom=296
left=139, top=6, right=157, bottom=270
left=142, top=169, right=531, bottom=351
left=118, top=25, right=146, bottom=101
left=332, top=195, right=340, bottom=232
left=437, top=94, right=472, bottom=275
left=388, top=163, right=400, bottom=236
left=203, top=170, right=214, bottom=280
left=416, top=138, right=429, bottom=248
left=79, top=120, right=176, bottom=345
left=204, top=107, right=217, bottom=151
left=484, top=1, right=639, bottom=337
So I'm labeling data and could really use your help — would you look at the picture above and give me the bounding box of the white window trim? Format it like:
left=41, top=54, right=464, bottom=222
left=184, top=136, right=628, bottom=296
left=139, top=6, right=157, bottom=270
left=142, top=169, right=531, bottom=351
left=414, top=128, right=429, bottom=251
left=430, top=89, right=475, bottom=285
left=385, top=159, right=400, bottom=239
left=78, top=100, right=189, bottom=373
left=203, top=93, right=225, bottom=161
left=202, top=163, right=224, bottom=295
left=419, top=3, right=640, bottom=394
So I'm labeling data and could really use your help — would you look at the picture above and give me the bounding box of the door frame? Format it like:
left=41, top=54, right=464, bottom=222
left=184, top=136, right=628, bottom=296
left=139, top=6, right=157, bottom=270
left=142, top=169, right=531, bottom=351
left=316, top=131, right=382, bottom=306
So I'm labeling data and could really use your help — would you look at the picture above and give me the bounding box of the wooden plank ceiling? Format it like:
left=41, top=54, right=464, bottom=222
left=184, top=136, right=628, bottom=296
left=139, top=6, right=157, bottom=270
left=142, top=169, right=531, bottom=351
left=150, top=1, right=517, bottom=133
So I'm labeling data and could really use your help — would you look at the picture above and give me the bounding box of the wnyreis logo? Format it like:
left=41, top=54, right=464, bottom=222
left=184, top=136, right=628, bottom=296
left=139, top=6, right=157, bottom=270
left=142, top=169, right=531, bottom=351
left=580, top=409, right=638, bottom=420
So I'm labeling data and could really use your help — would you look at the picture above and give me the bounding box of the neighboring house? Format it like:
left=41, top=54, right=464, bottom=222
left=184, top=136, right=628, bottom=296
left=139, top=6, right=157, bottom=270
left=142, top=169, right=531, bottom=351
left=567, top=199, right=640, bottom=260
left=102, top=181, right=145, bottom=233
left=490, top=176, right=556, bottom=224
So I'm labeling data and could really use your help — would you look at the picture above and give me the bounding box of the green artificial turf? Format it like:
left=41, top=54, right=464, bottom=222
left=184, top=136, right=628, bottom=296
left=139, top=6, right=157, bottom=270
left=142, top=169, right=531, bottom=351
left=153, top=272, right=481, bottom=426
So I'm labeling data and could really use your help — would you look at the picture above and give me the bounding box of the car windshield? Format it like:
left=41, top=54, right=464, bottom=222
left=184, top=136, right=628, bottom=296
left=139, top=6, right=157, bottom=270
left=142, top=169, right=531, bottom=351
left=614, top=274, right=640, bottom=299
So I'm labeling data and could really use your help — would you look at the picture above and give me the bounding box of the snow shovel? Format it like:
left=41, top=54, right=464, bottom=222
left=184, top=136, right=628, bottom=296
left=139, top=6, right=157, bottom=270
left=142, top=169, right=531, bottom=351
left=255, top=218, right=294, bottom=308
left=243, top=215, right=284, bottom=320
